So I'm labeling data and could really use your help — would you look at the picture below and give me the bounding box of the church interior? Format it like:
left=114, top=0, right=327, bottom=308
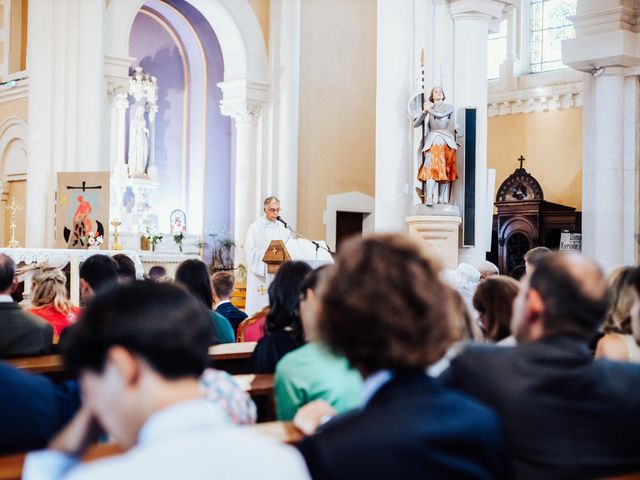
left=3, top=1, right=640, bottom=479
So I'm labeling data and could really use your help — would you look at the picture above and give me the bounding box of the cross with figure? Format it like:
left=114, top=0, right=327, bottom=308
left=518, top=155, right=526, bottom=169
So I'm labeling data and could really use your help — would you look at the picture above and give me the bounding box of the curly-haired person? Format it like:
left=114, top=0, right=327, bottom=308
left=294, top=234, right=507, bottom=479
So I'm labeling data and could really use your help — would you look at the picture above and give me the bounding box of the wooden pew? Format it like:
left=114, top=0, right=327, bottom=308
left=0, top=443, right=122, bottom=480
left=248, top=421, right=304, bottom=444
left=235, top=373, right=275, bottom=422
left=208, top=342, right=256, bottom=374
left=7, top=355, right=63, bottom=374
left=7, top=342, right=257, bottom=378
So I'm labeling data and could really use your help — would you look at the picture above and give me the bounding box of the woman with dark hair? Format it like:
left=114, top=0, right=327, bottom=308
left=246, top=261, right=312, bottom=373
left=175, top=259, right=235, bottom=344
left=472, top=275, right=520, bottom=343
left=274, top=267, right=363, bottom=420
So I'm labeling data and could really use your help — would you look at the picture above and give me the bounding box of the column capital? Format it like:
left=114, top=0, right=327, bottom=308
left=218, top=79, right=271, bottom=125
left=562, top=2, right=640, bottom=73
left=449, top=0, right=516, bottom=22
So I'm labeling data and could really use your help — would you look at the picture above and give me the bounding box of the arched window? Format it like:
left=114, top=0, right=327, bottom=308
left=529, top=0, right=577, bottom=73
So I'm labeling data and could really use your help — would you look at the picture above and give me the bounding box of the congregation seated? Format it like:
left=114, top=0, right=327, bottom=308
left=441, top=252, right=640, bottom=479
left=58, top=255, right=119, bottom=347
left=247, top=261, right=311, bottom=373
left=523, top=245, right=551, bottom=275
left=472, top=275, right=519, bottom=343
left=175, top=259, right=235, bottom=344
left=212, top=271, right=247, bottom=336
left=477, top=260, right=499, bottom=281
left=78, top=254, right=119, bottom=302
left=237, top=307, right=268, bottom=342
left=23, top=281, right=310, bottom=479
left=596, top=266, right=640, bottom=362
left=199, top=368, right=257, bottom=425
left=28, top=268, right=81, bottom=338
left=147, top=265, right=167, bottom=281
left=0, top=254, right=53, bottom=358
left=112, top=254, right=136, bottom=283
left=0, top=362, right=80, bottom=455
left=295, top=235, right=507, bottom=479
left=274, top=267, right=363, bottom=421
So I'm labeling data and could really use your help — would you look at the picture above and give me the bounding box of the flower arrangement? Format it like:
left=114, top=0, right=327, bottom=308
left=85, top=232, right=103, bottom=250
left=172, top=226, right=185, bottom=253
left=145, top=227, right=163, bottom=252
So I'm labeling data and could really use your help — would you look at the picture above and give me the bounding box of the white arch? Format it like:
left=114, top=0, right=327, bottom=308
left=0, top=116, right=28, bottom=178
left=105, top=0, right=269, bottom=85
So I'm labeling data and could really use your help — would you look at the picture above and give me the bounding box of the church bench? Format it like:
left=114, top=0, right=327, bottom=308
left=234, top=373, right=276, bottom=422
left=6, top=355, right=63, bottom=375
left=248, top=421, right=304, bottom=444
left=208, top=342, right=256, bottom=374
left=0, top=443, right=123, bottom=480
left=6, top=343, right=257, bottom=377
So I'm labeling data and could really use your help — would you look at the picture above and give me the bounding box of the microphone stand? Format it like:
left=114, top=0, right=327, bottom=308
left=277, top=218, right=333, bottom=268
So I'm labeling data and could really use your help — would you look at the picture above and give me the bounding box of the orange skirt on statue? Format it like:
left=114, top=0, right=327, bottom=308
left=418, top=143, right=457, bottom=183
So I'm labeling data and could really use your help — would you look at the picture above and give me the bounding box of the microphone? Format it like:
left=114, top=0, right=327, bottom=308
left=276, top=216, right=288, bottom=228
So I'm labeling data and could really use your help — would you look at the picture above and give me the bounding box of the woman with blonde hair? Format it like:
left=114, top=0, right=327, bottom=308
left=28, top=268, right=80, bottom=337
left=595, top=266, right=640, bottom=362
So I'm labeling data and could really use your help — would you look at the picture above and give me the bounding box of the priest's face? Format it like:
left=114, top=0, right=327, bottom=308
left=264, top=201, right=281, bottom=222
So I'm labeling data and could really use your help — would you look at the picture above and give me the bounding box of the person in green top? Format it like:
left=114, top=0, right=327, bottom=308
left=274, top=267, right=362, bottom=420
left=175, top=259, right=235, bottom=344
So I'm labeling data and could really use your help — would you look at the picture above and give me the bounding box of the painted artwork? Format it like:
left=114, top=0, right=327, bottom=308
left=55, top=172, right=111, bottom=250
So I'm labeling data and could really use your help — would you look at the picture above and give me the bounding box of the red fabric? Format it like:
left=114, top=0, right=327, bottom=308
left=28, top=305, right=81, bottom=336
left=240, top=316, right=266, bottom=343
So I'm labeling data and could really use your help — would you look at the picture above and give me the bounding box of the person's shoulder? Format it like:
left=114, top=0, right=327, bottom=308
left=275, top=344, right=313, bottom=377
left=596, top=334, right=629, bottom=362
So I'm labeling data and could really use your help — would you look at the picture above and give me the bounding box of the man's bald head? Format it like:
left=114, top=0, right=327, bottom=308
left=528, top=252, right=607, bottom=338
left=0, top=254, right=16, bottom=293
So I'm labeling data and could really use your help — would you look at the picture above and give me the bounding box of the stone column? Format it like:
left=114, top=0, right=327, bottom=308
left=269, top=0, right=301, bottom=227
left=562, top=1, right=640, bottom=270
left=221, top=101, right=262, bottom=269
left=450, top=0, right=514, bottom=266
left=374, top=0, right=413, bottom=232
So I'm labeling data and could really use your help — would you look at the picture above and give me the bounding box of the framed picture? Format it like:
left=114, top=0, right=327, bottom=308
left=55, top=172, right=111, bottom=250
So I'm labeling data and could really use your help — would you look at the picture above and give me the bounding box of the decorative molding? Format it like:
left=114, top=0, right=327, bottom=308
left=219, top=79, right=271, bottom=125
left=488, top=81, right=583, bottom=116
left=0, top=76, right=28, bottom=104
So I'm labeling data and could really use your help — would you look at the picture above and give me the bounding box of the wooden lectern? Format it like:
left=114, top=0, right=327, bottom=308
left=262, top=240, right=291, bottom=274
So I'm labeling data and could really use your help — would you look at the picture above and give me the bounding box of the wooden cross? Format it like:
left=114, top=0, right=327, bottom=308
left=518, top=155, right=526, bottom=169
left=66, top=181, right=102, bottom=192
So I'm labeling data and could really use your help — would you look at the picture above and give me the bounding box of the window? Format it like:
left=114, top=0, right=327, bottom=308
left=488, top=20, right=508, bottom=80
left=530, top=0, right=577, bottom=73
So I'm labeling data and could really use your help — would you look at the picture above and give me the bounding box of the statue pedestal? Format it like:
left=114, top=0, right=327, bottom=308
left=406, top=214, right=462, bottom=269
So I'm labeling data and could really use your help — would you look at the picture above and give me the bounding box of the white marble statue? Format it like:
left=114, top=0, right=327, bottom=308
left=244, top=196, right=291, bottom=316
left=128, top=105, right=150, bottom=177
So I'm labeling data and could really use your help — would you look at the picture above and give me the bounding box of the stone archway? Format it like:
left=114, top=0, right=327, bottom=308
left=104, top=0, right=271, bottom=266
left=0, top=116, right=28, bottom=245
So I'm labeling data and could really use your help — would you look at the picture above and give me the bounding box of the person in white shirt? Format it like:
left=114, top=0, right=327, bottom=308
left=23, top=281, right=310, bottom=480
left=244, top=196, right=291, bottom=316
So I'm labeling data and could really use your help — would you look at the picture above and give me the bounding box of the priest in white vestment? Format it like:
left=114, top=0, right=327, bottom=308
left=244, top=196, right=291, bottom=316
